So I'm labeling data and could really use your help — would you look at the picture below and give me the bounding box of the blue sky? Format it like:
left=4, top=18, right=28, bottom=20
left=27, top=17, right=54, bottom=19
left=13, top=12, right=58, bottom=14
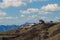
left=0, top=0, right=60, bottom=25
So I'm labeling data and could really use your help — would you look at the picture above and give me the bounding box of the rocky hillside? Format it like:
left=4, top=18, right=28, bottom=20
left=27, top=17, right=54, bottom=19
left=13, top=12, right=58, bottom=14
left=0, top=22, right=60, bottom=40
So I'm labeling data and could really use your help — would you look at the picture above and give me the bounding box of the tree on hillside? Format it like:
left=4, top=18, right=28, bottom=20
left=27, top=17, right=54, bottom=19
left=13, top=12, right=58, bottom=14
left=50, top=21, right=53, bottom=23
left=39, top=19, right=45, bottom=24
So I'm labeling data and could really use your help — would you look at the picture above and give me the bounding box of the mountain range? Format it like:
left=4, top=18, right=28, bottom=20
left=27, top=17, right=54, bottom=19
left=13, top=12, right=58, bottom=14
left=0, top=22, right=60, bottom=40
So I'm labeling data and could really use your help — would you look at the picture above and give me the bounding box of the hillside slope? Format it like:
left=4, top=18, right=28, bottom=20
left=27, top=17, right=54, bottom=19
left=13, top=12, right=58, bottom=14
left=0, top=22, right=60, bottom=40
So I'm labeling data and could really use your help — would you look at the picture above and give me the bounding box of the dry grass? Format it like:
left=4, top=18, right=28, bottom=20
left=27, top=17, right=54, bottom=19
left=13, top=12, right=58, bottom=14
left=0, top=22, right=60, bottom=40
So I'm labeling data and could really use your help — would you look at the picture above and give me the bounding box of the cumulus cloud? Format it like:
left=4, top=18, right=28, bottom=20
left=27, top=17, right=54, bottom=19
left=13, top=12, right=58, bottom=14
left=41, top=4, right=60, bottom=11
left=40, top=4, right=60, bottom=14
left=0, top=0, right=26, bottom=8
left=20, top=8, right=39, bottom=14
left=20, top=8, right=49, bottom=14
left=0, top=0, right=48, bottom=8
left=20, top=4, right=60, bottom=14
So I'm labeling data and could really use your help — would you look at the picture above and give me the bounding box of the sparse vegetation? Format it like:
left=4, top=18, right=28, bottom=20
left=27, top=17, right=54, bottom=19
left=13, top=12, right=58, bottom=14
left=39, top=19, right=45, bottom=24
left=0, top=20, right=60, bottom=40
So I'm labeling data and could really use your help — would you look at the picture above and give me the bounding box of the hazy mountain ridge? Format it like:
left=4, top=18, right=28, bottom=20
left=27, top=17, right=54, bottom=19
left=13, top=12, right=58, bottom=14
left=0, top=25, right=20, bottom=32
left=0, top=22, right=60, bottom=40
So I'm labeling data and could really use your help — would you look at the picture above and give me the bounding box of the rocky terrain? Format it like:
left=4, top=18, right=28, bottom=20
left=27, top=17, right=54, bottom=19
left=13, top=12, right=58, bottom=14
left=0, top=22, right=60, bottom=40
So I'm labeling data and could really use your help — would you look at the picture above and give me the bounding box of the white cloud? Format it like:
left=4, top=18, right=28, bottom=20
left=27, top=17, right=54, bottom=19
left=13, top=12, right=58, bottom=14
left=39, top=4, right=60, bottom=14
left=20, top=4, right=60, bottom=14
left=0, top=11, right=6, bottom=16
left=0, top=17, right=18, bottom=20
left=30, top=15, right=37, bottom=18
left=41, top=4, right=60, bottom=11
left=0, top=0, right=48, bottom=8
left=20, top=8, right=39, bottom=14
left=0, top=16, right=19, bottom=23
left=29, top=0, right=33, bottom=3
left=0, top=11, right=18, bottom=21
left=20, top=8, right=49, bottom=14
left=0, top=0, right=26, bottom=8
left=39, top=11, right=49, bottom=14
left=29, top=0, right=48, bottom=3
left=5, top=16, right=18, bottom=19
left=23, top=15, right=37, bottom=22
left=21, top=15, right=25, bottom=17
